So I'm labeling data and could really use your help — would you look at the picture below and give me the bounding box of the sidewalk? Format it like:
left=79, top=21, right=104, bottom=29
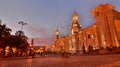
left=99, top=61, right=120, bottom=67
left=0, top=56, right=27, bottom=60
left=0, top=55, right=55, bottom=60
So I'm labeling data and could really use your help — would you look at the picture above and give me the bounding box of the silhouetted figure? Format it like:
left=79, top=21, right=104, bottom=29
left=88, top=45, right=93, bottom=53
left=82, top=44, right=86, bottom=54
left=41, top=52, right=43, bottom=56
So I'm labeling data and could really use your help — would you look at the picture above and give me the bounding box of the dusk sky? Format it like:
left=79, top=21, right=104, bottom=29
left=0, top=0, right=120, bottom=46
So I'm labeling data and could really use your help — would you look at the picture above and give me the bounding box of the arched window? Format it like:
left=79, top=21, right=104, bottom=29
left=96, top=11, right=100, bottom=18
left=88, top=34, right=91, bottom=39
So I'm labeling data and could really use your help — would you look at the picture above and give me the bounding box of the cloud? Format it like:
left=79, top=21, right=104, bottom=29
left=26, top=26, right=53, bottom=46
left=28, top=37, right=53, bottom=46
left=26, top=26, right=48, bottom=38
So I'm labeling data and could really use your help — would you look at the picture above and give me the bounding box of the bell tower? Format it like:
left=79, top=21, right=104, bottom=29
left=69, top=10, right=82, bottom=54
left=55, top=28, right=59, bottom=39
left=70, top=9, right=81, bottom=35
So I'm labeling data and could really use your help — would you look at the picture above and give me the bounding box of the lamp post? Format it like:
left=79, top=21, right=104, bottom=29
left=18, top=21, right=27, bottom=31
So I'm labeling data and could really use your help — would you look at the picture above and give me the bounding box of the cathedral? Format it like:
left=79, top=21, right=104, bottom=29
left=52, top=4, right=120, bottom=54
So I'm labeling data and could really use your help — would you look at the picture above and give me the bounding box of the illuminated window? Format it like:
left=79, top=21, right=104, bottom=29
left=91, top=35, right=95, bottom=38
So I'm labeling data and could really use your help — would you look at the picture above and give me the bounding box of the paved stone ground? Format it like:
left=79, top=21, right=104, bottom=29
left=0, top=54, right=120, bottom=67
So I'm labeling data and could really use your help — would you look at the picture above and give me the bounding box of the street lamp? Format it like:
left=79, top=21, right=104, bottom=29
left=18, top=21, right=27, bottom=31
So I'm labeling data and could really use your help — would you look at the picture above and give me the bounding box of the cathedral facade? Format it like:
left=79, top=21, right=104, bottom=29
left=52, top=4, right=120, bottom=54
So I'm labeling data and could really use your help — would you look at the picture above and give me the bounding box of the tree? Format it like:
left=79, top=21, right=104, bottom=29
left=0, top=20, right=29, bottom=56
left=1, top=35, right=29, bottom=56
left=0, top=22, right=12, bottom=40
left=0, top=21, right=12, bottom=50
left=15, top=30, right=24, bottom=36
left=15, top=30, right=29, bottom=52
left=1, top=36, right=21, bottom=49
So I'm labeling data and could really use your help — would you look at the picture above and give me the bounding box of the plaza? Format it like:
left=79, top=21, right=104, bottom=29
left=0, top=54, right=120, bottom=67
